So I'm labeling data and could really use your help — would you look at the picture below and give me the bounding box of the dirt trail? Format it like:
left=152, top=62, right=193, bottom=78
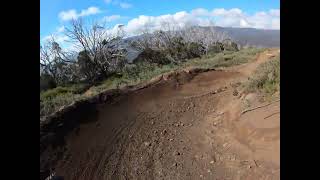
left=42, top=49, right=280, bottom=180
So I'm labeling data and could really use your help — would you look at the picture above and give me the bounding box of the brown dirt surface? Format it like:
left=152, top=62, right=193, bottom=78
left=40, top=49, right=280, bottom=180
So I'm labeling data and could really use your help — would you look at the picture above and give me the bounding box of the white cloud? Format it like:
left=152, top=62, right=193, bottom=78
left=105, top=24, right=125, bottom=36
left=124, top=11, right=214, bottom=35
left=122, top=8, right=280, bottom=36
left=208, top=8, right=280, bottom=29
left=103, top=15, right=121, bottom=22
left=58, top=6, right=101, bottom=21
left=212, top=8, right=243, bottom=17
left=104, top=0, right=133, bottom=9
left=191, top=8, right=210, bottom=16
left=56, top=26, right=65, bottom=33
left=41, top=35, right=51, bottom=42
left=55, top=35, right=70, bottom=44
left=79, top=7, right=101, bottom=16
left=271, top=18, right=280, bottom=29
left=59, top=10, right=78, bottom=21
left=42, top=25, right=70, bottom=47
left=269, top=9, right=280, bottom=17
left=42, top=34, right=69, bottom=44
left=41, top=33, right=77, bottom=52
left=119, top=2, right=132, bottom=9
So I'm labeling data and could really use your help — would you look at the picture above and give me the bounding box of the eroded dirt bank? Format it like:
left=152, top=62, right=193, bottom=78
left=40, top=49, right=280, bottom=180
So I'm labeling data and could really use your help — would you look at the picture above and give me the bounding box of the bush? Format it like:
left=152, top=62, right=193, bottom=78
left=245, top=55, right=280, bottom=95
left=40, top=93, right=83, bottom=117
left=207, top=42, right=224, bottom=54
left=65, top=83, right=91, bottom=94
left=132, top=37, right=206, bottom=65
left=77, top=50, right=100, bottom=83
left=185, top=42, right=205, bottom=59
left=40, top=83, right=90, bottom=100
left=133, top=48, right=171, bottom=65
left=165, top=37, right=205, bottom=62
left=40, top=74, right=56, bottom=91
left=223, top=42, right=239, bottom=51
left=40, top=87, right=73, bottom=100
left=184, top=47, right=265, bottom=69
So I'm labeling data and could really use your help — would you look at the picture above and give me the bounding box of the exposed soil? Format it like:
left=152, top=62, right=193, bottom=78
left=40, top=49, right=280, bottom=180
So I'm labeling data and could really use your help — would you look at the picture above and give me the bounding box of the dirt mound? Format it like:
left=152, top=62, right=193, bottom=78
left=40, top=49, right=280, bottom=180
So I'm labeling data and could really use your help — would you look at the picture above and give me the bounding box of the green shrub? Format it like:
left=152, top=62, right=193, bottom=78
left=40, top=87, right=73, bottom=100
left=245, top=55, right=280, bottom=95
left=40, top=83, right=90, bottom=100
left=133, top=48, right=171, bottom=65
left=40, top=74, right=56, bottom=91
left=184, top=47, right=265, bottom=69
left=40, top=93, right=83, bottom=116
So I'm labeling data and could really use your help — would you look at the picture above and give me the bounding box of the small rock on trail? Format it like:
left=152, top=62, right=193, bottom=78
left=144, top=142, right=151, bottom=147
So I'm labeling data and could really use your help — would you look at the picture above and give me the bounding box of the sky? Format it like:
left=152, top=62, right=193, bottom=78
left=40, top=0, right=280, bottom=48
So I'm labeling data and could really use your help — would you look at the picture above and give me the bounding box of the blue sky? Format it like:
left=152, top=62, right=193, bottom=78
left=40, top=0, right=279, bottom=46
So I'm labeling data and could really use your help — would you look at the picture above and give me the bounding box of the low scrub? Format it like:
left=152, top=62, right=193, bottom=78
left=40, top=93, right=83, bottom=117
left=40, top=48, right=265, bottom=118
left=40, top=84, right=90, bottom=116
left=184, top=47, right=265, bottom=69
left=245, top=54, right=280, bottom=97
left=40, top=84, right=89, bottom=100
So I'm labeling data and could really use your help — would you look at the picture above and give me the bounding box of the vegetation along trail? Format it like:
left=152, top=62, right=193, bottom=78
left=40, top=49, right=280, bottom=180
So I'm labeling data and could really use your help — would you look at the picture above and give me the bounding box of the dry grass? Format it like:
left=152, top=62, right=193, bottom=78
left=244, top=54, right=280, bottom=100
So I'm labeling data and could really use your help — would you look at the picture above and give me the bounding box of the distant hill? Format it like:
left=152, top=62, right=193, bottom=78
left=212, top=26, right=280, bottom=48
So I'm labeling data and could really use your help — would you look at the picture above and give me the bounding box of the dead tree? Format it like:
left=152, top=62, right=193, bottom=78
left=182, top=26, right=230, bottom=55
left=65, top=18, right=126, bottom=82
left=40, top=35, right=80, bottom=85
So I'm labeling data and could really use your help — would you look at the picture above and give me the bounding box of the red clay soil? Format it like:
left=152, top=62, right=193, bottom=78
left=40, top=49, right=280, bottom=180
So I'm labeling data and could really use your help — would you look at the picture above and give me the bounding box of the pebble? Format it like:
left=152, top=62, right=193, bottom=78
left=169, top=138, right=174, bottom=141
left=144, top=142, right=151, bottom=147
left=161, top=129, right=167, bottom=135
left=200, top=174, right=203, bottom=178
left=210, top=160, right=215, bottom=164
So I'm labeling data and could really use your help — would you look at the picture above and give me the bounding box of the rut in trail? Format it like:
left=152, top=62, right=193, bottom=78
left=40, top=49, right=280, bottom=180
